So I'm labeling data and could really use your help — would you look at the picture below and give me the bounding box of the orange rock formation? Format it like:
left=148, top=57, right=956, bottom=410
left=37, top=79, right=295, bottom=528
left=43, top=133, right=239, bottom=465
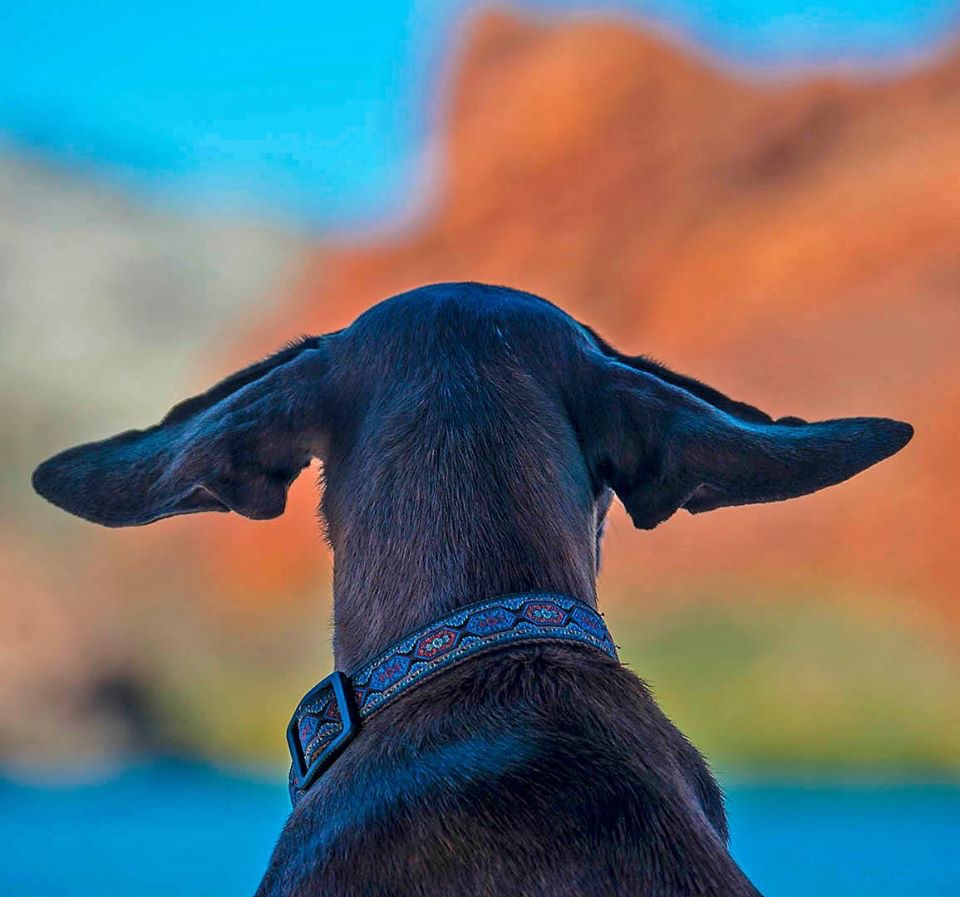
left=191, top=11, right=960, bottom=629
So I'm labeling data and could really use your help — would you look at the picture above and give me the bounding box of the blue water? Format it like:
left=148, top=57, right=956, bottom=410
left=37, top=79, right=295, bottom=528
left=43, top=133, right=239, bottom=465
left=1, top=1, right=957, bottom=225
left=1, top=763, right=957, bottom=895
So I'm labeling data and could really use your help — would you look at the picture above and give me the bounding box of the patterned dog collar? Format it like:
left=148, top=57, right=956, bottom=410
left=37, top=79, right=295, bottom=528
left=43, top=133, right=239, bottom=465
left=287, top=592, right=618, bottom=805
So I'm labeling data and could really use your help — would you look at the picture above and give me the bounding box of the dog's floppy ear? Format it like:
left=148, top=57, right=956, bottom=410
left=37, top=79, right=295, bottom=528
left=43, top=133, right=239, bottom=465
left=579, top=343, right=913, bottom=530
left=32, top=337, right=332, bottom=527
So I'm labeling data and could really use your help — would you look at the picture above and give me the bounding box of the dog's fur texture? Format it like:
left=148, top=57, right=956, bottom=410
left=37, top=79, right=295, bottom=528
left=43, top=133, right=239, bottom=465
left=33, top=283, right=913, bottom=896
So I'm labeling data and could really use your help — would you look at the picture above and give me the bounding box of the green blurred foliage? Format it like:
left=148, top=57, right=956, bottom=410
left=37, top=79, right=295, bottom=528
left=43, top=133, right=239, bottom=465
left=614, top=592, right=960, bottom=775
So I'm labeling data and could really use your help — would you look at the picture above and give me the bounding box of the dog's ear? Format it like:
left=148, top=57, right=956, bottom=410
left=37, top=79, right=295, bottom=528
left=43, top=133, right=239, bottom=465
left=578, top=345, right=913, bottom=530
left=32, top=337, right=332, bottom=527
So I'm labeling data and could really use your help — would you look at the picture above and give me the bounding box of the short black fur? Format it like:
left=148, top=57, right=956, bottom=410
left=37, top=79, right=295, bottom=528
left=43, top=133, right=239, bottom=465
left=32, top=282, right=913, bottom=896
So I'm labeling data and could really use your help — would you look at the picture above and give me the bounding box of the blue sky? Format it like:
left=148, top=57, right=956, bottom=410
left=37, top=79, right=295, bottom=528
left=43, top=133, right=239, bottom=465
left=1, top=1, right=956, bottom=227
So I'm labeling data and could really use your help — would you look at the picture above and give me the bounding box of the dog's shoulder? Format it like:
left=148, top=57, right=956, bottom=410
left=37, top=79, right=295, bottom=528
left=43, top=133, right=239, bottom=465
left=257, top=646, right=745, bottom=896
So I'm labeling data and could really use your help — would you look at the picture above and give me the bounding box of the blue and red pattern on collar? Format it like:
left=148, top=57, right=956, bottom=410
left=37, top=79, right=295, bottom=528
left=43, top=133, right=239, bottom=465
left=287, top=592, right=618, bottom=805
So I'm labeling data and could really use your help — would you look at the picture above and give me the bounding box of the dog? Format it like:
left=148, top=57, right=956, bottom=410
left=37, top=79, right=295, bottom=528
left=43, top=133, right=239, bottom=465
left=33, top=282, right=912, bottom=896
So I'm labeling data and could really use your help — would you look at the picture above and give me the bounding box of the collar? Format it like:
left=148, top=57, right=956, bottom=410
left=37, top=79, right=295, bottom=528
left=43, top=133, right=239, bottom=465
left=287, top=592, right=618, bottom=805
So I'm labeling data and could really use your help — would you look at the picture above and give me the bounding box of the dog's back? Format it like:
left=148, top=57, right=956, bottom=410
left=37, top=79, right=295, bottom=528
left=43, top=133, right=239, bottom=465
left=259, top=647, right=757, bottom=897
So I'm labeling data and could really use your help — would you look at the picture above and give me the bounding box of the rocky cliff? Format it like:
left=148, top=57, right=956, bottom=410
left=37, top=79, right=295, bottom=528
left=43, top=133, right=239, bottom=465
left=239, top=11, right=959, bottom=628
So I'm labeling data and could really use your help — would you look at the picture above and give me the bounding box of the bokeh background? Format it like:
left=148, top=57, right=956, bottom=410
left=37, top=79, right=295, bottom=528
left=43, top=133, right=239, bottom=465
left=2, top=1, right=959, bottom=894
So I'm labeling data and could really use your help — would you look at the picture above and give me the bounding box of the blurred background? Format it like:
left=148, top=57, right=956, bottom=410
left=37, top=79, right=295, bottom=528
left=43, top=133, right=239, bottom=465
left=2, top=1, right=959, bottom=894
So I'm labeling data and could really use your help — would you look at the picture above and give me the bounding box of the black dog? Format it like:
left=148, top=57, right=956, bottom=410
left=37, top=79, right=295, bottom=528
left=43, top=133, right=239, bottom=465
left=34, top=283, right=912, bottom=896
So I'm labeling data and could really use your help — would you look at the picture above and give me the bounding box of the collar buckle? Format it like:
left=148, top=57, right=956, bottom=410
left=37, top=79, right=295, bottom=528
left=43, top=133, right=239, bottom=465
left=287, top=670, right=359, bottom=793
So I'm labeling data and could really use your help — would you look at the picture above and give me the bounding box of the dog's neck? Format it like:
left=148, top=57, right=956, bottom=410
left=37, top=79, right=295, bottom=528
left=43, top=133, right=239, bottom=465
left=324, top=420, right=600, bottom=670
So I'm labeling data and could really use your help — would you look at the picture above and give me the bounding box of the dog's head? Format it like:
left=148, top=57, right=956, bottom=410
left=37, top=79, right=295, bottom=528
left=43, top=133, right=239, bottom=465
left=33, top=282, right=912, bottom=543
